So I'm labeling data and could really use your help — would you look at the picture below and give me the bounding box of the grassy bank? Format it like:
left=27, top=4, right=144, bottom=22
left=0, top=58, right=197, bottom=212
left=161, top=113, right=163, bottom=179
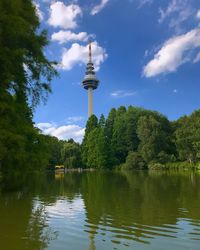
left=148, top=162, right=200, bottom=170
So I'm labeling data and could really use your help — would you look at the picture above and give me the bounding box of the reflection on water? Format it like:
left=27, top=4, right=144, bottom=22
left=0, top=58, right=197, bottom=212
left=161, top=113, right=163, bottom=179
left=0, top=171, right=200, bottom=250
left=54, top=171, right=65, bottom=180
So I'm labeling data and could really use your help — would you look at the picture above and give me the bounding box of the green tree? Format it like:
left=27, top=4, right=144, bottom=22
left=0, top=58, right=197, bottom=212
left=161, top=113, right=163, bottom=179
left=81, top=115, right=98, bottom=167
left=0, top=0, right=57, bottom=186
left=111, top=106, right=127, bottom=165
left=137, top=114, right=174, bottom=164
left=122, top=151, right=146, bottom=170
left=0, top=0, right=57, bottom=105
left=61, top=140, right=82, bottom=169
left=104, top=108, right=117, bottom=167
left=125, top=106, right=150, bottom=152
left=85, top=128, right=99, bottom=168
left=81, top=115, right=110, bottom=169
left=41, top=135, right=64, bottom=169
left=104, top=108, right=116, bottom=140
left=175, top=110, right=200, bottom=163
left=96, top=115, right=110, bottom=168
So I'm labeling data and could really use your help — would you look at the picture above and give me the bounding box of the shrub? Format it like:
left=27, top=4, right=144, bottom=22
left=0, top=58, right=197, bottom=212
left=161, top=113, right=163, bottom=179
left=148, top=162, right=166, bottom=170
left=122, top=151, right=146, bottom=170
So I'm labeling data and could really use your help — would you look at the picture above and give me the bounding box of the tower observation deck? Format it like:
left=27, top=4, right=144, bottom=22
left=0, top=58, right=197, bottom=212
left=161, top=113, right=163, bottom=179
left=82, top=42, right=99, bottom=117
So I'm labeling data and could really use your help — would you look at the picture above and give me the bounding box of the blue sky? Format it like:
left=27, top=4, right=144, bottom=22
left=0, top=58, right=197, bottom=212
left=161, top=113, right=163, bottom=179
left=34, top=0, right=200, bottom=142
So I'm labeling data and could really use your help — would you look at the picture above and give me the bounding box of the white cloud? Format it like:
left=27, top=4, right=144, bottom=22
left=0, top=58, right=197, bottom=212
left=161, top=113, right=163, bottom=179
left=51, top=30, right=89, bottom=44
left=65, top=116, right=84, bottom=124
left=60, top=41, right=107, bottom=71
left=158, top=0, right=180, bottom=23
left=143, top=28, right=200, bottom=77
left=193, top=52, right=200, bottom=63
left=158, top=0, right=193, bottom=33
left=137, top=0, right=153, bottom=8
left=37, top=122, right=53, bottom=130
left=36, top=122, right=85, bottom=143
left=197, top=10, right=200, bottom=19
left=169, top=8, right=193, bottom=33
left=48, top=2, right=82, bottom=29
left=33, top=2, right=44, bottom=21
left=111, top=90, right=137, bottom=98
left=91, top=0, right=109, bottom=15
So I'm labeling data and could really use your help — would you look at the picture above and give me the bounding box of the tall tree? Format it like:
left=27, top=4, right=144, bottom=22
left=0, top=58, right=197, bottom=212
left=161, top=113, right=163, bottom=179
left=175, top=110, right=200, bottom=163
left=137, top=114, right=174, bottom=163
left=111, top=106, right=127, bottom=165
left=104, top=108, right=116, bottom=140
left=0, top=0, right=57, bottom=104
left=81, top=115, right=98, bottom=167
left=125, top=106, right=149, bottom=152
left=61, top=140, right=82, bottom=169
left=0, top=0, right=57, bottom=185
left=96, top=115, right=110, bottom=168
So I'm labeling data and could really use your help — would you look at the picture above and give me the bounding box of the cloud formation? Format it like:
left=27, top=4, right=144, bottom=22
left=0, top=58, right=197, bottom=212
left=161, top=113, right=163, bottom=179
left=159, top=0, right=181, bottom=23
left=193, top=52, right=200, bottom=63
left=52, top=30, right=89, bottom=44
left=36, top=122, right=85, bottom=143
left=33, top=2, right=44, bottom=21
left=60, top=41, right=107, bottom=71
left=143, top=28, right=200, bottom=77
left=158, top=0, right=193, bottom=33
left=65, top=116, right=84, bottom=124
left=197, top=10, right=200, bottom=19
left=48, top=2, right=82, bottom=29
left=137, top=0, right=153, bottom=8
left=91, top=0, right=109, bottom=15
left=111, top=90, right=137, bottom=98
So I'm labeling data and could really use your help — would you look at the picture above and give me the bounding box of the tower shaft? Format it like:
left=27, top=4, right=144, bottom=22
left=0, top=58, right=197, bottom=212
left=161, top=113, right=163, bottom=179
left=82, top=42, right=99, bottom=117
left=88, top=87, right=93, bottom=117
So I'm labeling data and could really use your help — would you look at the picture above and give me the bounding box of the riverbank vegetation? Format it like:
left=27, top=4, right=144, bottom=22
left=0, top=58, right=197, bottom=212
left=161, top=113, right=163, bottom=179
left=81, top=107, right=200, bottom=171
left=45, top=107, right=200, bottom=171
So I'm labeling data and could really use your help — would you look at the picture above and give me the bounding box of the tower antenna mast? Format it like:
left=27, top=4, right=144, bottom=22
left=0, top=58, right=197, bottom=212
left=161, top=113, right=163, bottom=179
left=89, top=40, right=92, bottom=62
left=82, top=40, right=100, bottom=117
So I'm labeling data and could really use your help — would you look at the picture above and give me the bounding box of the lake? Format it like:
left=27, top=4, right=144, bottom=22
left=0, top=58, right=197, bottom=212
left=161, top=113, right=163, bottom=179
left=0, top=170, right=200, bottom=250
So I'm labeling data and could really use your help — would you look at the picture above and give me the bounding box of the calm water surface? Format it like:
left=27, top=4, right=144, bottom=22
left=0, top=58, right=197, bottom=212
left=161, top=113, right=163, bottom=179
left=0, top=171, right=200, bottom=250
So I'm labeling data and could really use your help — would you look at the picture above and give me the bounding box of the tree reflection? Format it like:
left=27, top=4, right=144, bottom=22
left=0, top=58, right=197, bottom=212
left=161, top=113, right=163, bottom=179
left=0, top=191, right=56, bottom=250
left=81, top=170, right=200, bottom=247
left=1, top=171, right=200, bottom=249
left=25, top=204, right=58, bottom=249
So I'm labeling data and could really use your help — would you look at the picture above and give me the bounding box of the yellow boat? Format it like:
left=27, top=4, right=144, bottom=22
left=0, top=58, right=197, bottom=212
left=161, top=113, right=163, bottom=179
left=55, top=165, right=65, bottom=172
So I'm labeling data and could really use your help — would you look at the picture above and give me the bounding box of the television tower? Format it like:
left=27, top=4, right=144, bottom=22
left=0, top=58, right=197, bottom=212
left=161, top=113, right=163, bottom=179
left=82, top=42, right=99, bottom=117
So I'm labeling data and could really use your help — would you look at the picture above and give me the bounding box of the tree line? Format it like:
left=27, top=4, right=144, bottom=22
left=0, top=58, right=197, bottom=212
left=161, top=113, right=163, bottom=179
left=81, top=106, right=200, bottom=170
left=49, top=106, right=200, bottom=171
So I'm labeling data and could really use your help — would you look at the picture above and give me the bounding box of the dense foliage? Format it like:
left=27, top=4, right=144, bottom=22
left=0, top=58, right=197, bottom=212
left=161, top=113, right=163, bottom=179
left=82, top=106, right=200, bottom=170
left=0, top=0, right=57, bottom=186
left=61, top=139, right=82, bottom=169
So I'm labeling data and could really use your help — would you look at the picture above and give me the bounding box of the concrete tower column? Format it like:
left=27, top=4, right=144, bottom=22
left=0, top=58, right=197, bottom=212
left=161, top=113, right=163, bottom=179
left=88, top=87, right=93, bottom=117
left=82, top=42, right=99, bottom=118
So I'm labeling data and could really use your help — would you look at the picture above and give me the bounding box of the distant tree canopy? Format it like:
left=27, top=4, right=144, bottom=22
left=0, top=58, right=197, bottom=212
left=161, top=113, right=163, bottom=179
left=81, top=106, right=200, bottom=170
left=61, top=139, right=82, bottom=169
left=35, top=107, right=200, bottom=172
